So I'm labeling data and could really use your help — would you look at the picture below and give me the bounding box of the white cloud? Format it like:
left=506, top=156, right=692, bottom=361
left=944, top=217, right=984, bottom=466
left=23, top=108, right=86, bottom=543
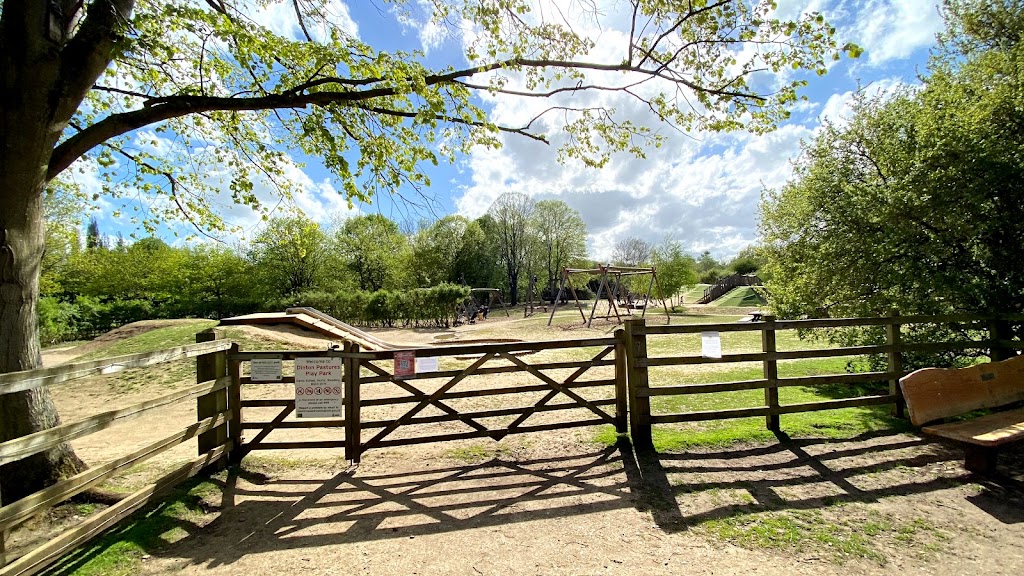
left=450, top=1, right=848, bottom=260
left=248, top=0, right=359, bottom=42
left=846, top=0, right=944, bottom=65
left=818, top=76, right=912, bottom=127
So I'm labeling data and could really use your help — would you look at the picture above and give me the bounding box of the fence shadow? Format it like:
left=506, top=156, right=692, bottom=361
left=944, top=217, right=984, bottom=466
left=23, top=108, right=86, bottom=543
left=624, top=430, right=1024, bottom=533
left=45, top=432, right=1024, bottom=572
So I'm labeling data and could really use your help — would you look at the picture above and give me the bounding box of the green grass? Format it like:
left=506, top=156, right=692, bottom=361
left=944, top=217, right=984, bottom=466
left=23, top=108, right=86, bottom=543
left=42, top=475, right=224, bottom=576
left=700, top=507, right=948, bottom=565
left=76, top=320, right=219, bottom=361
left=709, top=286, right=766, bottom=307
left=679, top=284, right=711, bottom=303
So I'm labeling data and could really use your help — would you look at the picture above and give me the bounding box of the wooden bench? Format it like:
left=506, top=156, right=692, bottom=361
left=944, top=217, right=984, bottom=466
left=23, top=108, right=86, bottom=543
left=900, top=354, right=1024, bottom=473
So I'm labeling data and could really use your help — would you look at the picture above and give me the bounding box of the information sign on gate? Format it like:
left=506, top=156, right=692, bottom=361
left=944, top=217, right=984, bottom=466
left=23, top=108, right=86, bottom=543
left=294, top=357, right=343, bottom=418
left=251, top=356, right=283, bottom=382
left=394, top=350, right=416, bottom=378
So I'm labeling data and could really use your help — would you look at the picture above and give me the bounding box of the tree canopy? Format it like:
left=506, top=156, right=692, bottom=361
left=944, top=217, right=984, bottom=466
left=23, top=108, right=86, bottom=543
left=530, top=200, right=587, bottom=299
left=760, top=0, right=1024, bottom=324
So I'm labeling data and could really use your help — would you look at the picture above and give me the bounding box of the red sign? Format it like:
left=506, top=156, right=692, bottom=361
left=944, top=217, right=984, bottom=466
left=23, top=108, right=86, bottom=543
left=394, top=351, right=416, bottom=377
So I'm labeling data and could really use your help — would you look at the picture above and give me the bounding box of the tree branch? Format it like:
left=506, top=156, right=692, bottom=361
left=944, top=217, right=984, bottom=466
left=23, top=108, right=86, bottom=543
left=351, top=103, right=549, bottom=143
left=51, top=56, right=765, bottom=180
left=292, top=0, right=314, bottom=42
left=54, top=0, right=136, bottom=124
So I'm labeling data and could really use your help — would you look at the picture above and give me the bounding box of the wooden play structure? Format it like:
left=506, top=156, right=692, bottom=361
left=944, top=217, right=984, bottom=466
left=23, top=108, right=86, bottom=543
left=547, top=265, right=670, bottom=327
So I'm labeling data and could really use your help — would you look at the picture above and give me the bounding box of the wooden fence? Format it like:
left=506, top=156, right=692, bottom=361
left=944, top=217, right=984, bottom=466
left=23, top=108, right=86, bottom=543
left=0, top=330, right=236, bottom=576
left=624, top=314, right=1023, bottom=449
left=1, top=312, right=1022, bottom=573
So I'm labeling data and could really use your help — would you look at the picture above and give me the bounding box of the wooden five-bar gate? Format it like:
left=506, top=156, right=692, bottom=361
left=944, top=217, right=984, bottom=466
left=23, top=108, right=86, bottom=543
left=1, top=312, right=1021, bottom=575
left=233, top=336, right=626, bottom=462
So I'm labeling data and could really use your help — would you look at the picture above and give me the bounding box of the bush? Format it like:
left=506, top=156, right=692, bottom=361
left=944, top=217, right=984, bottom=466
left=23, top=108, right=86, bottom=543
left=38, top=297, right=79, bottom=345
left=284, top=283, right=470, bottom=328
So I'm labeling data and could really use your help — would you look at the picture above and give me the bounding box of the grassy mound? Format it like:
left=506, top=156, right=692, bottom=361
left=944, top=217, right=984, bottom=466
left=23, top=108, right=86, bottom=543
left=709, top=286, right=766, bottom=307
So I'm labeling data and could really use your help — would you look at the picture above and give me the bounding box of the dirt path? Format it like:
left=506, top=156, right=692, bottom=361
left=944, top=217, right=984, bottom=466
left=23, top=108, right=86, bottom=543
left=124, top=432, right=1024, bottom=576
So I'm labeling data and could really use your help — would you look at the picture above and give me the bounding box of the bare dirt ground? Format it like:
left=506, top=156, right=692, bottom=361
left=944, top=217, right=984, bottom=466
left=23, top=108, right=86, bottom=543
left=125, top=433, right=1024, bottom=576
left=25, top=320, right=1024, bottom=576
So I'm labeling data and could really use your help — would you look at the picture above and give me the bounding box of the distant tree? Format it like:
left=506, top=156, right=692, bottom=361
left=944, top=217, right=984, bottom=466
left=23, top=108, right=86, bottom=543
left=530, top=200, right=588, bottom=301
left=40, top=189, right=82, bottom=295
left=488, top=193, right=536, bottom=305
left=454, top=216, right=504, bottom=289
left=612, top=237, right=653, bottom=267
left=652, top=238, right=699, bottom=306
left=85, top=217, right=104, bottom=251
left=696, top=250, right=720, bottom=273
left=336, top=214, right=412, bottom=291
left=728, top=246, right=763, bottom=276
left=251, top=216, right=329, bottom=296
left=412, top=215, right=470, bottom=286
left=184, top=246, right=257, bottom=318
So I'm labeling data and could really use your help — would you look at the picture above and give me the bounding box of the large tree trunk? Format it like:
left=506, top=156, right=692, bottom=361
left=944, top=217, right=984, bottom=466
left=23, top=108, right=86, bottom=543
left=0, top=155, right=86, bottom=503
left=0, top=0, right=117, bottom=503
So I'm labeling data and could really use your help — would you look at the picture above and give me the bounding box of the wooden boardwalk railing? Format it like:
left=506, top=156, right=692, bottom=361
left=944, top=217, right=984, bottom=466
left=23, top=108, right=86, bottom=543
left=0, top=330, right=235, bottom=576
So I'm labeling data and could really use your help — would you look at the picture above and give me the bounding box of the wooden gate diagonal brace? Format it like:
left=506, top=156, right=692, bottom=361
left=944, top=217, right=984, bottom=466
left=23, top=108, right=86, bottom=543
left=502, top=346, right=615, bottom=435
left=361, top=362, right=494, bottom=437
left=497, top=352, right=615, bottom=424
left=243, top=403, right=294, bottom=455
left=362, top=353, right=496, bottom=451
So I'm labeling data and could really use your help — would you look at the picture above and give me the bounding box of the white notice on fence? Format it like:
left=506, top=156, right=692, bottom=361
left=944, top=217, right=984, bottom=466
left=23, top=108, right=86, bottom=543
left=701, top=331, right=722, bottom=359
left=250, top=357, right=283, bottom=382
left=416, top=356, right=439, bottom=373
left=294, top=357, right=343, bottom=418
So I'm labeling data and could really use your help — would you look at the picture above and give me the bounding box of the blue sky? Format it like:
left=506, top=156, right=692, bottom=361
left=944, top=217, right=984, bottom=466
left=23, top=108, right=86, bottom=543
left=82, top=0, right=947, bottom=260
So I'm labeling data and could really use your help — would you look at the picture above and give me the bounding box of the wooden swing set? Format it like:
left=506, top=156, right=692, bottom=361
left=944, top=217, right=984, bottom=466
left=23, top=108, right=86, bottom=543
left=546, top=265, right=670, bottom=327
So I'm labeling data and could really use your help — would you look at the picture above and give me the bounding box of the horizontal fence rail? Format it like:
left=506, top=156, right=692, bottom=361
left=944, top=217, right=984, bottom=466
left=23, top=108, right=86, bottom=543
left=0, top=330, right=235, bottom=576
left=0, top=340, right=233, bottom=395
left=625, top=313, right=1023, bottom=449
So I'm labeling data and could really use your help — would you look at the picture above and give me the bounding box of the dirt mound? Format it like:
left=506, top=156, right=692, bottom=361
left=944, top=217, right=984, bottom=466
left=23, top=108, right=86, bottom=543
left=41, top=319, right=206, bottom=367
left=221, top=323, right=338, bottom=349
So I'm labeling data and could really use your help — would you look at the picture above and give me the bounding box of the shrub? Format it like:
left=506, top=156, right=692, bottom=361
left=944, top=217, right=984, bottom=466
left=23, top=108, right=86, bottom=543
left=285, top=284, right=469, bottom=328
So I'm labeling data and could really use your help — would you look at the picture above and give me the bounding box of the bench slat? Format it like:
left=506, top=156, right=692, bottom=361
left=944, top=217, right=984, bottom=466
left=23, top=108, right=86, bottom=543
left=899, top=355, right=1024, bottom=425
left=922, top=407, right=1024, bottom=447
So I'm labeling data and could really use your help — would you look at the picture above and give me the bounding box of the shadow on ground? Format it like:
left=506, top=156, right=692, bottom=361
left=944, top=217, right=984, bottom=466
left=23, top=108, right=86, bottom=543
left=43, top=432, right=1024, bottom=573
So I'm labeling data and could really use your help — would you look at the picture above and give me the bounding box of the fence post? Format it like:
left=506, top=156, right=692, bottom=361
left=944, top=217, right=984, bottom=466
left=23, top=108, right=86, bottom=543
left=613, top=328, right=628, bottom=433
left=227, top=343, right=243, bottom=463
left=886, top=311, right=905, bottom=418
left=988, top=319, right=1014, bottom=362
left=344, top=342, right=362, bottom=463
left=762, top=315, right=780, bottom=431
left=196, top=329, right=229, bottom=464
left=624, top=319, right=653, bottom=450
